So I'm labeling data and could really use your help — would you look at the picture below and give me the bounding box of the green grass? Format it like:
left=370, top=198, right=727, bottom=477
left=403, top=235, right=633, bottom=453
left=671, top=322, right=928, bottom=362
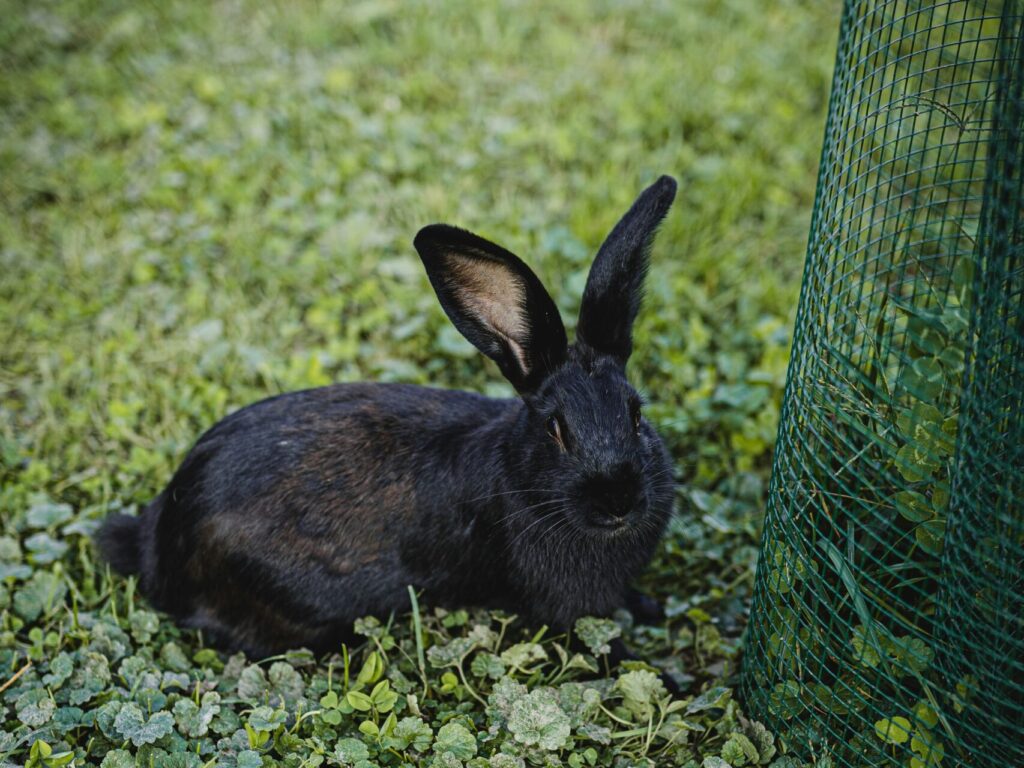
left=0, top=1, right=838, bottom=765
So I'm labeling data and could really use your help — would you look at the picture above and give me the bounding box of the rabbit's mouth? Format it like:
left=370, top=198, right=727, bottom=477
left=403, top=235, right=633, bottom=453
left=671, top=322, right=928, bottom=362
left=588, top=516, right=631, bottom=532
left=585, top=518, right=638, bottom=540
left=579, top=496, right=649, bottom=534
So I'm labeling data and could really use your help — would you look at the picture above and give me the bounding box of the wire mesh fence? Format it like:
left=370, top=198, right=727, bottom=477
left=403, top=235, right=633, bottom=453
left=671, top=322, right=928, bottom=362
left=740, top=1, right=1023, bottom=766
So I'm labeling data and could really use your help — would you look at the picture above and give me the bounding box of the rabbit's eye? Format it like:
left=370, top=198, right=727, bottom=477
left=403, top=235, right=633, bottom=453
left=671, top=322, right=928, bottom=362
left=547, top=415, right=567, bottom=449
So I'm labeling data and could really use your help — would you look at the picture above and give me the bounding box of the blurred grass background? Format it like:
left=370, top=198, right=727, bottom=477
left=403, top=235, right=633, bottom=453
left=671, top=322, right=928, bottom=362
left=0, top=0, right=840, bottom=763
left=1, top=0, right=837, bottom=498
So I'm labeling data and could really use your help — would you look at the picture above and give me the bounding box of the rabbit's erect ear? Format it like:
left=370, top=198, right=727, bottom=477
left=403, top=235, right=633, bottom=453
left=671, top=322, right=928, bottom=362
left=577, top=175, right=677, bottom=364
left=415, top=224, right=568, bottom=393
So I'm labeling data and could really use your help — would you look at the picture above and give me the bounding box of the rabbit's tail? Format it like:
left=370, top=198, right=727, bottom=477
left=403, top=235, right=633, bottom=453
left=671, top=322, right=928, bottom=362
left=95, top=512, right=143, bottom=576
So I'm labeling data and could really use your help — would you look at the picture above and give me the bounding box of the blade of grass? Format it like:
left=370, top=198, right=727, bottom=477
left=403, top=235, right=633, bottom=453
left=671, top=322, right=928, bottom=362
left=407, top=585, right=427, bottom=694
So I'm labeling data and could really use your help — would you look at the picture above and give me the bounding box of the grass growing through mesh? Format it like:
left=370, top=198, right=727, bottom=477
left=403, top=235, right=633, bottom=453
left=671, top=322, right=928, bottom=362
left=0, top=0, right=837, bottom=765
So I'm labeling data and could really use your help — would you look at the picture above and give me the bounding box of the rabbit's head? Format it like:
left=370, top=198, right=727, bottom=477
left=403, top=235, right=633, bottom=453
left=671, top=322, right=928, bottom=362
left=414, top=176, right=677, bottom=535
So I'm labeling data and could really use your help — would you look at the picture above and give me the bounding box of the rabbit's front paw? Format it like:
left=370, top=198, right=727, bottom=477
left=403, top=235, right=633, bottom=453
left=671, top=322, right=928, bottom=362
left=625, top=587, right=665, bottom=624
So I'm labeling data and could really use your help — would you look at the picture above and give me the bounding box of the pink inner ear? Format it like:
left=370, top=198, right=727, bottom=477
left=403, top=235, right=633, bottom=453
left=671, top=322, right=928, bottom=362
left=443, top=252, right=530, bottom=375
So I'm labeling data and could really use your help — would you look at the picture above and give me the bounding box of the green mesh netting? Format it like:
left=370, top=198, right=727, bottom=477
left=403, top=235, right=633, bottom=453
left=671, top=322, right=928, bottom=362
left=740, top=1, right=1023, bottom=766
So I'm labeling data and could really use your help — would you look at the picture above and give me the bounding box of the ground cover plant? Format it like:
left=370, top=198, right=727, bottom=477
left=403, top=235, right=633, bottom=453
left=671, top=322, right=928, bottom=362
left=0, top=0, right=839, bottom=765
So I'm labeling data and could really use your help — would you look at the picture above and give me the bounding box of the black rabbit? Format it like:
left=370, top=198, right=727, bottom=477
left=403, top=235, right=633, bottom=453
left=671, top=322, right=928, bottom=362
left=96, top=176, right=678, bottom=660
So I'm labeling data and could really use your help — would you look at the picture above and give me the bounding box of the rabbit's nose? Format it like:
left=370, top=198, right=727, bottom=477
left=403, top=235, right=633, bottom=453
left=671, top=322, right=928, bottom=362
left=605, top=497, right=634, bottom=519
left=583, top=465, right=642, bottom=520
left=601, top=484, right=641, bottom=520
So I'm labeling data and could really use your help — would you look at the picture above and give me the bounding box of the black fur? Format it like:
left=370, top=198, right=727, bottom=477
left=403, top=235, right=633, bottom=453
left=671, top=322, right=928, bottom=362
left=95, top=513, right=142, bottom=576
left=578, top=175, right=677, bottom=363
left=96, top=176, right=678, bottom=658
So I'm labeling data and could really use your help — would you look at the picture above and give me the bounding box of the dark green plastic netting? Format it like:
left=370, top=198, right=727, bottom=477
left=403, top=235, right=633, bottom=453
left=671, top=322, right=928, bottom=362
left=740, top=1, right=1023, bottom=766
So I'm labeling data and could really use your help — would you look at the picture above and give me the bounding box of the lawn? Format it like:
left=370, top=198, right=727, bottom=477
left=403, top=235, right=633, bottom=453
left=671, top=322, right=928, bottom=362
left=0, top=0, right=839, bottom=765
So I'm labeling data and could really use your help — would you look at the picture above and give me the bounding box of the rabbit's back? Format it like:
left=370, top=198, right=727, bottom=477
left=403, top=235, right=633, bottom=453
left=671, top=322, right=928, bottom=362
left=134, top=382, right=514, bottom=654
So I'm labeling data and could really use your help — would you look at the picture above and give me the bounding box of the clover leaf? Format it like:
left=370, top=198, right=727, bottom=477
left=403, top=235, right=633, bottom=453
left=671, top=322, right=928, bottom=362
left=26, top=498, right=74, bottom=529
left=500, top=643, right=546, bottom=672
left=574, top=617, right=621, bottom=656
left=874, top=716, right=912, bottom=745
left=13, top=569, right=67, bottom=621
left=470, top=652, right=506, bottom=680
left=173, top=692, right=221, bottom=738
left=383, top=716, right=433, bottom=752
left=16, top=689, right=55, bottom=727
left=334, top=737, right=370, bottom=766
left=433, top=722, right=477, bottom=760
left=113, top=703, right=175, bottom=747
left=507, top=688, right=571, bottom=751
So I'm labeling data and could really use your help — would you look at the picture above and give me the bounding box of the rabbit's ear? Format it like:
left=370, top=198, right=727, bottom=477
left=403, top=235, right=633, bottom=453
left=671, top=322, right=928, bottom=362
left=577, top=175, right=676, bottom=364
left=415, top=224, right=568, bottom=393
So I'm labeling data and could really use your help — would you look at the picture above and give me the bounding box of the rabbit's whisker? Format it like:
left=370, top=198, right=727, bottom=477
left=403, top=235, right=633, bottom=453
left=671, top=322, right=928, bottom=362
left=540, top=517, right=573, bottom=551
left=493, top=497, right=571, bottom=527
left=644, top=467, right=678, bottom=484
left=562, top=518, right=591, bottom=557
left=504, top=505, right=569, bottom=554
left=463, top=487, right=564, bottom=504
left=542, top=512, right=577, bottom=550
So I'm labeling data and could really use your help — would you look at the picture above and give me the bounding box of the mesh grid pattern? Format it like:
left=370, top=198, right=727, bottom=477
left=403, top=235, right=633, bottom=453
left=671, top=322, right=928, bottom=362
left=740, top=1, right=1023, bottom=765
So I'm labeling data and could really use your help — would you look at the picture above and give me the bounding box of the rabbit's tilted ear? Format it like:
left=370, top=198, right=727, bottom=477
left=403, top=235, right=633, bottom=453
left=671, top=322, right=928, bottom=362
left=577, top=175, right=677, bottom=364
left=415, top=224, right=568, bottom=393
